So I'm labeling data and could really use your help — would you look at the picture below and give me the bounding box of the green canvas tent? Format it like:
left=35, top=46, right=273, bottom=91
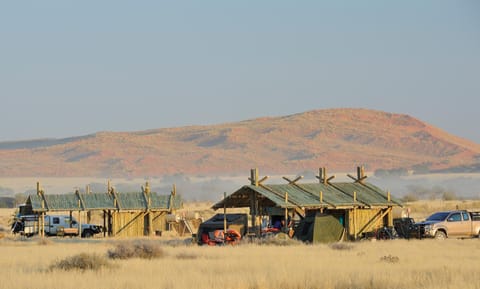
left=294, top=212, right=344, bottom=243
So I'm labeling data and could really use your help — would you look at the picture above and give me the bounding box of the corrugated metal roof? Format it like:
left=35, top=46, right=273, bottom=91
left=212, top=181, right=402, bottom=210
left=27, top=191, right=182, bottom=212
left=83, top=193, right=115, bottom=210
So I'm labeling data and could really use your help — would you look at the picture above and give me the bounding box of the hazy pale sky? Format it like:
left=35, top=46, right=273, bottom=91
left=1, top=1, right=479, bottom=143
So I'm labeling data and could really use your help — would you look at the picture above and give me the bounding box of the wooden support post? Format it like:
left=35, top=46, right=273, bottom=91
left=319, top=191, right=323, bottom=204
left=148, top=212, right=153, bottom=237
left=250, top=190, right=257, bottom=234
left=223, top=192, right=227, bottom=244
left=250, top=168, right=259, bottom=186
left=144, top=182, right=153, bottom=236
left=318, top=167, right=335, bottom=184
left=37, top=181, right=45, bottom=238
left=103, top=210, right=107, bottom=237
left=353, top=208, right=357, bottom=241
left=284, top=192, right=288, bottom=230
left=318, top=167, right=327, bottom=184
left=353, top=191, right=357, bottom=240
left=387, top=191, right=391, bottom=202
left=387, top=207, right=393, bottom=227
left=78, top=210, right=82, bottom=237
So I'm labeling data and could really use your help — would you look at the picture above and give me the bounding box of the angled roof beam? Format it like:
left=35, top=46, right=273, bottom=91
left=330, top=183, right=371, bottom=208
left=257, top=184, right=305, bottom=217
left=282, top=175, right=303, bottom=185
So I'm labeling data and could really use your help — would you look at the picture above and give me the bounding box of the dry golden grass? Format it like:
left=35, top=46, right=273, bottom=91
left=405, top=200, right=480, bottom=220
left=1, top=202, right=480, bottom=289
left=0, top=238, right=479, bottom=289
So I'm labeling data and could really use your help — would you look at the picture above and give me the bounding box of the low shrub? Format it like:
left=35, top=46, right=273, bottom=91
left=247, top=233, right=304, bottom=246
left=50, top=253, right=110, bottom=271
left=379, top=254, right=400, bottom=264
left=107, top=240, right=165, bottom=260
left=175, top=252, right=198, bottom=260
left=329, top=242, right=354, bottom=251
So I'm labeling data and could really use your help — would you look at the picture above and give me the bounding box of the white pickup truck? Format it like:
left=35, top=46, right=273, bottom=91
left=12, top=214, right=103, bottom=238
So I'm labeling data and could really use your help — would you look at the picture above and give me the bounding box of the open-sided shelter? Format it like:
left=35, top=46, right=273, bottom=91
left=23, top=182, right=182, bottom=238
left=212, top=168, right=402, bottom=241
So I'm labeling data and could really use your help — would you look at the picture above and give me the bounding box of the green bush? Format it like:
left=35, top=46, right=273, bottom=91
left=107, top=240, right=165, bottom=260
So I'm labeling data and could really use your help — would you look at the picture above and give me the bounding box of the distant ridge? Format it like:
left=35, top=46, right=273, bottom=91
left=0, top=108, right=479, bottom=177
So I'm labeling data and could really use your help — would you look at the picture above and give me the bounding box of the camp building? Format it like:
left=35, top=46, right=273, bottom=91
left=212, top=168, right=402, bottom=241
left=22, top=182, right=182, bottom=238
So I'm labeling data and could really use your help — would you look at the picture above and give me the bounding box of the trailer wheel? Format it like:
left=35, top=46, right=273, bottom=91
left=434, top=231, right=446, bottom=240
left=82, top=230, right=93, bottom=238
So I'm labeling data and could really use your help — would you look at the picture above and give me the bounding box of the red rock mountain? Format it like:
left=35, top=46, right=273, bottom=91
left=1, top=108, right=479, bottom=177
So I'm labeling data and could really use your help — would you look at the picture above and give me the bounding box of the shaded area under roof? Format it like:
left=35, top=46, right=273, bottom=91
left=212, top=182, right=402, bottom=210
left=27, top=191, right=182, bottom=212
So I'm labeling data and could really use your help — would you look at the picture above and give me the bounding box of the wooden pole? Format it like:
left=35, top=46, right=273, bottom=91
left=250, top=191, right=257, bottom=234
left=78, top=209, right=82, bottom=237
left=37, top=182, right=45, bottom=238
left=353, top=191, right=357, bottom=240
left=144, top=182, right=153, bottom=236
left=250, top=168, right=259, bottom=186
left=86, top=185, right=91, bottom=223
left=223, top=192, right=227, bottom=244
left=353, top=208, right=357, bottom=240
left=103, top=210, right=107, bottom=237
left=284, top=192, right=288, bottom=231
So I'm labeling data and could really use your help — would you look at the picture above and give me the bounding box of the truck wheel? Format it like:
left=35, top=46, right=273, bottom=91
left=82, top=230, right=93, bottom=238
left=434, top=231, right=446, bottom=240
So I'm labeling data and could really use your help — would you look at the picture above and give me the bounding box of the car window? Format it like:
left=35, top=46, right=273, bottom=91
left=462, top=212, right=469, bottom=221
left=448, top=213, right=461, bottom=222
left=427, top=212, right=449, bottom=221
left=53, top=217, right=60, bottom=224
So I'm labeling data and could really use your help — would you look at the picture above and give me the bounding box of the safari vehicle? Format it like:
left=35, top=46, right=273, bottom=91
left=12, top=214, right=103, bottom=238
left=414, top=210, right=480, bottom=239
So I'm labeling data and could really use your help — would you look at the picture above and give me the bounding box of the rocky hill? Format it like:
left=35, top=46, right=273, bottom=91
left=1, top=108, right=479, bottom=177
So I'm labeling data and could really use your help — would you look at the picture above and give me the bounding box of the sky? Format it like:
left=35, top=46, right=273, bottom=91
left=1, top=1, right=479, bottom=143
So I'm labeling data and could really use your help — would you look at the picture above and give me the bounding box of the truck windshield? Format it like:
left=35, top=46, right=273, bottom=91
left=426, top=212, right=450, bottom=221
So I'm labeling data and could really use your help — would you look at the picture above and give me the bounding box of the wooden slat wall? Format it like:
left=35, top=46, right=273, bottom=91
left=347, top=208, right=391, bottom=240
left=112, top=211, right=167, bottom=237
left=151, top=212, right=167, bottom=235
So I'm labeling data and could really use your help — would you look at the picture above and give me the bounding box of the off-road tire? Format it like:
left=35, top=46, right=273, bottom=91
left=82, top=230, right=93, bottom=238
left=434, top=231, right=446, bottom=240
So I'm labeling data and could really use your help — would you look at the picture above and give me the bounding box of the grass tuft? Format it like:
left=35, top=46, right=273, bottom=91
left=246, top=233, right=304, bottom=246
left=107, top=240, right=165, bottom=260
left=329, top=242, right=354, bottom=251
left=50, top=253, right=111, bottom=271
left=379, top=254, right=400, bottom=264
left=175, top=252, right=198, bottom=260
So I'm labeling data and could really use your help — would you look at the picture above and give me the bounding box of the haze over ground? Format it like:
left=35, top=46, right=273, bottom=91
left=1, top=1, right=479, bottom=143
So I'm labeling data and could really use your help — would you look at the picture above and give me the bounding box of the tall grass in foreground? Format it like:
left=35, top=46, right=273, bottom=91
left=0, top=238, right=479, bottom=289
